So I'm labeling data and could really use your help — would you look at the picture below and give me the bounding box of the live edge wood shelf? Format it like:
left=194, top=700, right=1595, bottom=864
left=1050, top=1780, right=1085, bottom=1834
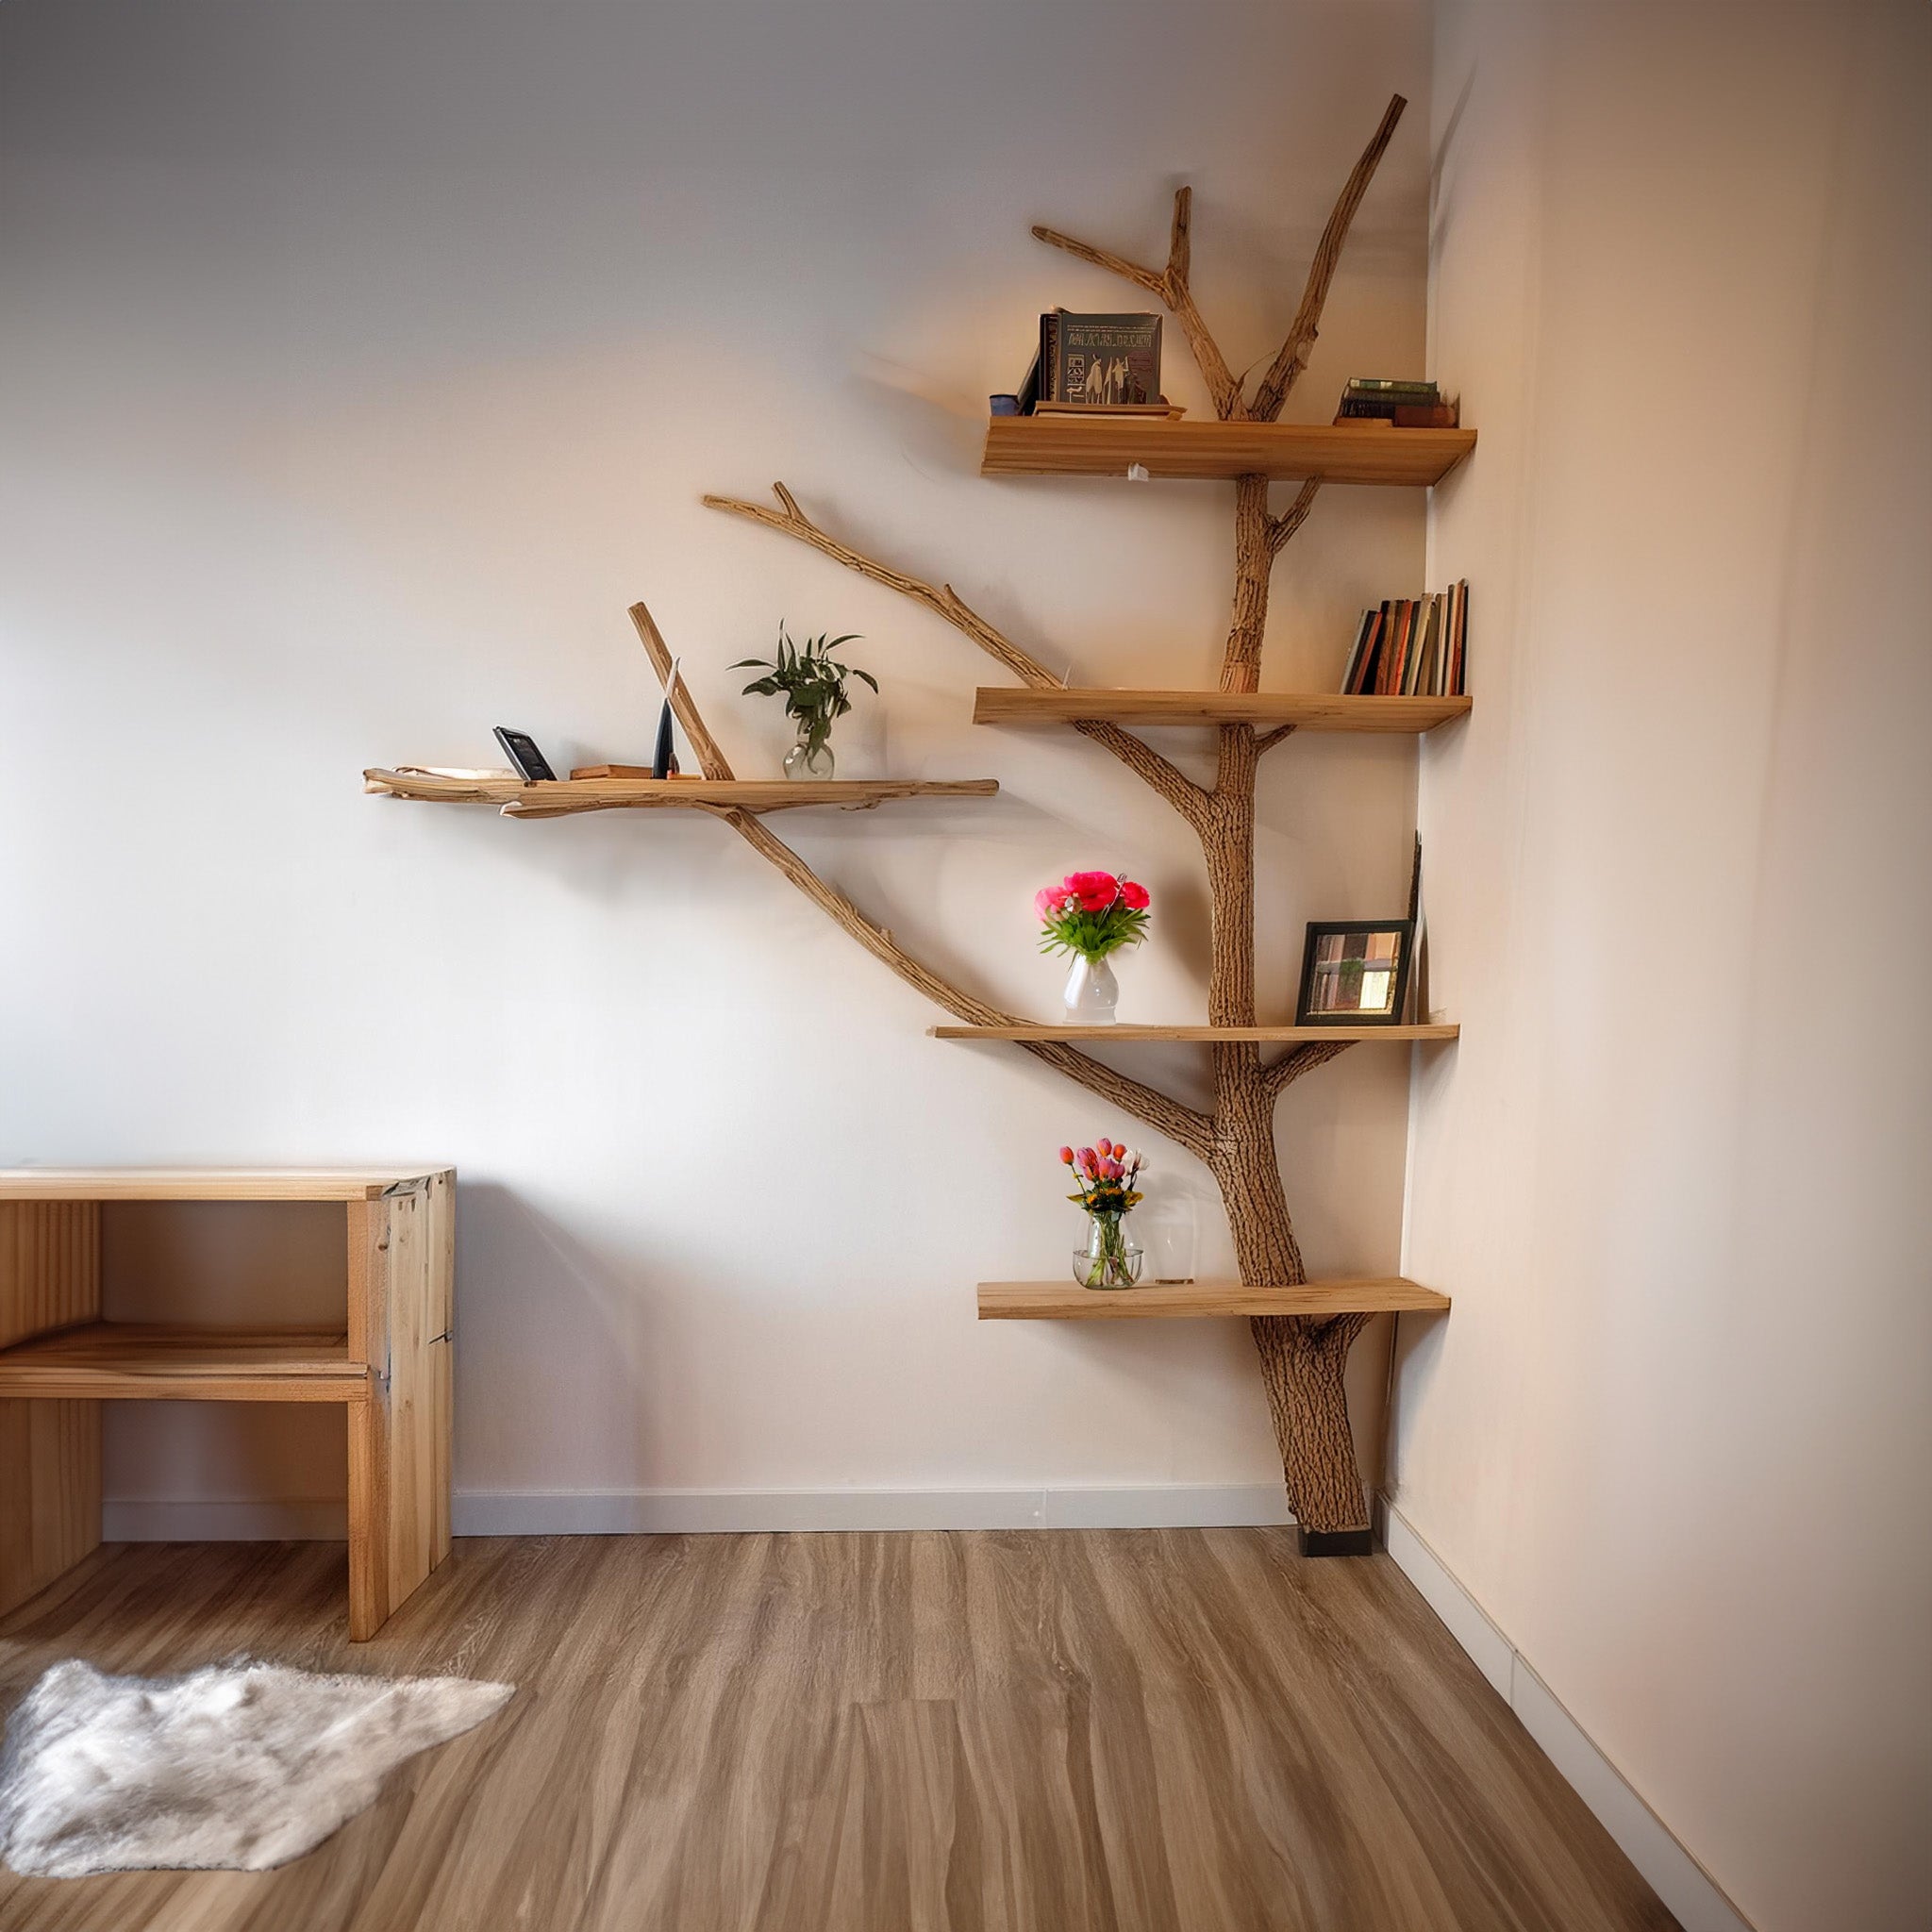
left=979, top=1278, right=1451, bottom=1321
left=0, top=1168, right=453, bottom=1641
left=982, top=416, right=1475, bottom=486
left=363, top=770, right=996, bottom=818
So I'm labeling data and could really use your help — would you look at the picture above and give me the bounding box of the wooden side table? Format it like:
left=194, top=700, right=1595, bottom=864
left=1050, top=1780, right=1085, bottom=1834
left=0, top=1168, right=454, bottom=1640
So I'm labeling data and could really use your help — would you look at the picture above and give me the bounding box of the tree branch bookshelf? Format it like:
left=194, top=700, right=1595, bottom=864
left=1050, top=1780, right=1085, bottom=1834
left=368, top=91, right=1463, bottom=1553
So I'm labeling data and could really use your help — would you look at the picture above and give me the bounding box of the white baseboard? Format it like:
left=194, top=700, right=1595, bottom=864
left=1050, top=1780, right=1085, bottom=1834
left=102, top=1486, right=1294, bottom=1541
left=104, top=1499, right=348, bottom=1541
left=1377, top=1496, right=1755, bottom=1932
left=451, top=1483, right=1296, bottom=1537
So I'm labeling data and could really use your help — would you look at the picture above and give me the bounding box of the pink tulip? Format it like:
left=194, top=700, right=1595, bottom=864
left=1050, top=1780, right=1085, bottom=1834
left=1076, top=1147, right=1096, bottom=1169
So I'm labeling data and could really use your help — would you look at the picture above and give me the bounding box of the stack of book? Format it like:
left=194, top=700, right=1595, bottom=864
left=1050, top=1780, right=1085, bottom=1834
left=1341, top=583, right=1469, bottom=697
left=1334, top=377, right=1457, bottom=428
left=992, top=311, right=1179, bottom=418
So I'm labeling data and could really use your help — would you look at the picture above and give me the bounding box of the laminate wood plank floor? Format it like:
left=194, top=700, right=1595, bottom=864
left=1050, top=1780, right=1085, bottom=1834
left=0, top=1533, right=1678, bottom=1932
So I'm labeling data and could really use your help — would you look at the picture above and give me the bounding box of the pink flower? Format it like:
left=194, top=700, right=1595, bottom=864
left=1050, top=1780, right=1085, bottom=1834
left=1058, top=1145, right=1074, bottom=1164
left=1034, top=885, right=1072, bottom=920
left=1104, top=1159, right=1124, bottom=1179
left=1120, top=879, right=1150, bottom=911
left=1076, top=1147, right=1096, bottom=1169
left=1096, top=1138, right=1112, bottom=1157
left=1064, top=870, right=1119, bottom=912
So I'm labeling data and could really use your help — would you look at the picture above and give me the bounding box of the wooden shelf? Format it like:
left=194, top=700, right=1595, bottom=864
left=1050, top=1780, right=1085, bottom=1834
left=364, top=771, right=998, bottom=817
left=0, top=1167, right=445, bottom=1202
left=931, top=1023, right=1459, bottom=1042
left=982, top=417, right=1475, bottom=486
left=0, top=1323, right=369, bottom=1402
left=979, top=1278, right=1451, bottom=1320
left=973, top=690, right=1470, bottom=732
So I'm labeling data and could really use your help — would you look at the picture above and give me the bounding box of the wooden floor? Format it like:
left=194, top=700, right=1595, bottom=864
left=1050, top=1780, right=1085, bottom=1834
left=0, top=1533, right=1677, bottom=1932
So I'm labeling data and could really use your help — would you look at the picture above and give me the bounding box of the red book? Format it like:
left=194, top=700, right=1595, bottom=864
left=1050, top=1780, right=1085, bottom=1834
left=1379, top=599, right=1415, bottom=695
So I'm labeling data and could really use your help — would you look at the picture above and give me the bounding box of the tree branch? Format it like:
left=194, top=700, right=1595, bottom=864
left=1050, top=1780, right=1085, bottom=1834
left=1033, top=187, right=1245, bottom=421
left=1266, top=478, right=1323, bottom=557
left=1254, top=723, right=1298, bottom=756
left=629, top=600, right=734, bottom=779
left=1263, top=1038, right=1357, bottom=1100
left=725, top=808, right=1212, bottom=1158
left=704, top=484, right=1210, bottom=830
left=1249, top=94, right=1407, bottom=421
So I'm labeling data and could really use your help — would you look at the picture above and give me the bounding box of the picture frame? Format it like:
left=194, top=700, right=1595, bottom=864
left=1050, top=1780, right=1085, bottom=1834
left=1295, top=919, right=1414, bottom=1026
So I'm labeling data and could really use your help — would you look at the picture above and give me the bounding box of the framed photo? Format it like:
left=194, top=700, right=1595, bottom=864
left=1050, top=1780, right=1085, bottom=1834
left=1295, top=920, right=1414, bottom=1025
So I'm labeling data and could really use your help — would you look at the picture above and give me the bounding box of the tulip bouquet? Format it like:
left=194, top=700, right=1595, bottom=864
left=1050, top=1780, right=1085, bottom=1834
left=1059, top=1136, right=1148, bottom=1289
left=1034, top=872, right=1152, bottom=962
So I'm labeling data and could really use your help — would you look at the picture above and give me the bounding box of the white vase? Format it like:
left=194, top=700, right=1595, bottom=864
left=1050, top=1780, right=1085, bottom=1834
left=1062, top=954, right=1119, bottom=1024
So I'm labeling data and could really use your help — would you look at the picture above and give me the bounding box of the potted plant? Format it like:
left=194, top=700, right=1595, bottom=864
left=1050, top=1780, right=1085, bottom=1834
left=733, top=625, right=877, bottom=780
left=1035, top=871, right=1151, bottom=1023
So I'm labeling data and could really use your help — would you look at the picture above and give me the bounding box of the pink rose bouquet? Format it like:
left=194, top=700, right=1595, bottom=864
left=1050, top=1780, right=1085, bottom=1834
left=1035, top=871, right=1152, bottom=963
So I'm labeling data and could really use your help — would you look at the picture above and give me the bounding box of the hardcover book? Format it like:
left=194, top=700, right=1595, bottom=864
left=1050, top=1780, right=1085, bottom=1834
left=1040, top=310, right=1162, bottom=408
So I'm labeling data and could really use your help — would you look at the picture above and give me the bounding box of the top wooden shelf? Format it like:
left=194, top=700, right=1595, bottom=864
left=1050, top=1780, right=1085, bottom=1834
left=981, top=417, right=1475, bottom=486
left=973, top=690, right=1470, bottom=732
left=364, top=771, right=998, bottom=817
left=0, top=1168, right=450, bottom=1201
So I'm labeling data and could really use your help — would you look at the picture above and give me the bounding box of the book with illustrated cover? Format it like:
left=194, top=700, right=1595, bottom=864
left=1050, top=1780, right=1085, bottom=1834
left=1038, top=310, right=1162, bottom=408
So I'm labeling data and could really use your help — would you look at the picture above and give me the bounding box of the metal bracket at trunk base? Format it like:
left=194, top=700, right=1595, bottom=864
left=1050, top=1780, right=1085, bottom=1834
left=1298, top=1525, right=1375, bottom=1557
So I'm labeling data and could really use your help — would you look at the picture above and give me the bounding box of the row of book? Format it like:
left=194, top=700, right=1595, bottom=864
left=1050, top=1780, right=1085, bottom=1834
left=1341, top=583, right=1469, bottom=697
left=994, top=310, right=1173, bottom=418
left=1335, top=376, right=1457, bottom=428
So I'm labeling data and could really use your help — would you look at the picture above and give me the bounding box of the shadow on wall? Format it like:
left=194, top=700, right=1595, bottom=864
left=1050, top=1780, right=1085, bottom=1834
left=452, top=1180, right=660, bottom=1491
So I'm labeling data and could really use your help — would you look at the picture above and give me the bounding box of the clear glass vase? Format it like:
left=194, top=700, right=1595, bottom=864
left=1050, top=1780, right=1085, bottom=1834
left=1061, top=953, right=1119, bottom=1024
left=1074, top=1211, right=1143, bottom=1290
left=783, top=732, right=835, bottom=781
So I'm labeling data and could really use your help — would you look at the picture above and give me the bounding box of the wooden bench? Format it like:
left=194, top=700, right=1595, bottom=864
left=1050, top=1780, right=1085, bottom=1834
left=0, top=1168, right=453, bottom=1640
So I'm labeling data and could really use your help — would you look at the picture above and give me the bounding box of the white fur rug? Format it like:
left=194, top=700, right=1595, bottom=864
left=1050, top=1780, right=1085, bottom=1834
left=0, top=1658, right=513, bottom=1877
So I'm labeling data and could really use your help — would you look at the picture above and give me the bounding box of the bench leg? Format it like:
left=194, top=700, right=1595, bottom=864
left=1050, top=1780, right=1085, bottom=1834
left=1, top=1201, right=103, bottom=1619
left=346, top=1180, right=453, bottom=1640
left=0, top=1398, right=101, bottom=1620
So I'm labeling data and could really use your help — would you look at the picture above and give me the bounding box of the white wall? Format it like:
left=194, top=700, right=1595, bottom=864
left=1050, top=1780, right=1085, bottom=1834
left=0, top=3, right=1436, bottom=1524
left=1398, top=4, right=1932, bottom=1929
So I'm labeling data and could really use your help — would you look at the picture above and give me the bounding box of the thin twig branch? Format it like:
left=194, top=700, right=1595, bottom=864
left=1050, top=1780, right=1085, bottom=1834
left=629, top=600, right=734, bottom=779
left=1266, top=478, right=1324, bottom=557
left=704, top=485, right=1211, bottom=831
left=1254, top=723, right=1297, bottom=756
left=1248, top=94, right=1407, bottom=421
left=1033, top=187, right=1245, bottom=421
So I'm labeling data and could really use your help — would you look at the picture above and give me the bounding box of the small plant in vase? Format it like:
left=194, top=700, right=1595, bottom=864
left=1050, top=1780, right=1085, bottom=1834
left=1060, top=1137, right=1147, bottom=1288
left=733, top=624, right=877, bottom=780
left=1035, top=871, right=1151, bottom=1023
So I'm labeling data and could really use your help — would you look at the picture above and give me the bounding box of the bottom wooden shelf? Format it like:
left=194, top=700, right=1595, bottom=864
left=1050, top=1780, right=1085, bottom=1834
left=0, top=1323, right=367, bottom=1401
left=977, top=1278, right=1450, bottom=1321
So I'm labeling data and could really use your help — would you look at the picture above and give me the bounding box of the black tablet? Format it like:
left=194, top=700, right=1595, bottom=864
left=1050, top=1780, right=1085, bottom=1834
left=492, top=727, right=557, bottom=783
